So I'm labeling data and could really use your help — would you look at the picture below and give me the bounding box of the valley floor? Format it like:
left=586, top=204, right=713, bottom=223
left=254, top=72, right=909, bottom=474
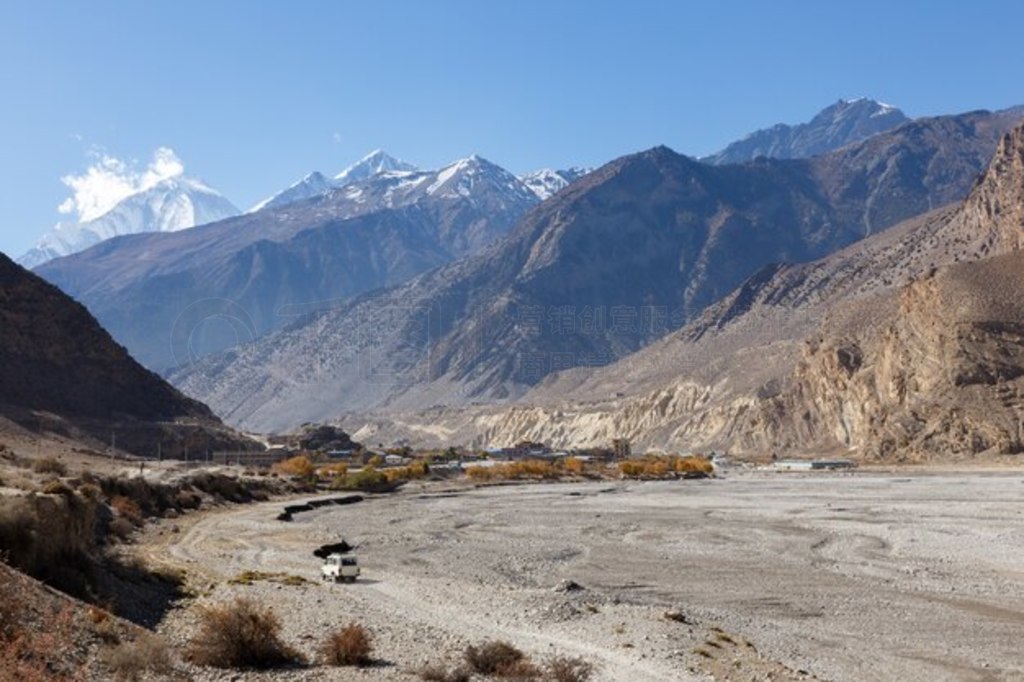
left=150, top=471, right=1024, bottom=681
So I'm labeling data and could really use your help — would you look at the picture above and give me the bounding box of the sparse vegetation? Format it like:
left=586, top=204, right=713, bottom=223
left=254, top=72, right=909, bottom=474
left=110, top=495, right=144, bottom=527
left=229, top=570, right=307, bottom=587
left=31, top=457, right=67, bottom=476
left=100, top=634, right=173, bottom=681
left=547, top=655, right=594, bottom=682
left=187, top=597, right=300, bottom=669
left=464, top=640, right=527, bottom=676
left=320, top=623, right=373, bottom=667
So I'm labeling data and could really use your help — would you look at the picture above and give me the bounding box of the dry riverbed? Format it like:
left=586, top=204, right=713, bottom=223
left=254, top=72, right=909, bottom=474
left=149, top=471, right=1024, bottom=681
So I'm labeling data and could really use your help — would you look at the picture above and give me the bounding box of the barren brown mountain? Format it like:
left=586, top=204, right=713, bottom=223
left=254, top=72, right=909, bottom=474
left=348, top=121, right=1024, bottom=460
left=0, top=253, right=249, bottom=456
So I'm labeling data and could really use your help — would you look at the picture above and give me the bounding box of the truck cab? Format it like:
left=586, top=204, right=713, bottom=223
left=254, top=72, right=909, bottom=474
left=321, top=553, right=360, bottom=583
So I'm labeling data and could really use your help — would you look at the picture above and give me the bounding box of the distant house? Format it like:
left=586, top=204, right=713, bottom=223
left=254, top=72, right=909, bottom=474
left=773, top=459, right=856, bottom=471
left=211, top=449, right=289, bottom=467
left=487, top=441, right=552, bottom=460
left=612, top=438, right=631, bottom=459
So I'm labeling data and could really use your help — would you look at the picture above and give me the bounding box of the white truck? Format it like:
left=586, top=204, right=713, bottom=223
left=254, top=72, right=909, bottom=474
left=321, top=553, right=360, bottom=583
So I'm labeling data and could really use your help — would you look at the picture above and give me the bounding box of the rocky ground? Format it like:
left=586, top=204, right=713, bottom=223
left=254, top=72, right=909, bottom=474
left=141, top=469, right=1024, bottom=681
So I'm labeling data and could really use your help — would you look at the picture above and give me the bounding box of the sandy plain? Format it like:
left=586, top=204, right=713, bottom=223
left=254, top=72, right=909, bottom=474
left=151, top=470, right=1024, bottom=681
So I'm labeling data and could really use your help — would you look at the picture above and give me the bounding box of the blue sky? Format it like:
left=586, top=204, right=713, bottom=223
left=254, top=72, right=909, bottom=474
left=1, top=0, right=1022, bottom=258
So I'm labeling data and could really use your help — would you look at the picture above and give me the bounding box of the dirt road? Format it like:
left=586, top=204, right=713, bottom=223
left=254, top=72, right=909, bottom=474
left=154, top=471, right=1024, bottom=681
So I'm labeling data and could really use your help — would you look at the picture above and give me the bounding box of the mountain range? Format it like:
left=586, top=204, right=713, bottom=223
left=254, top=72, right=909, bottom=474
left=38, top=155, right=540, bottom=370
left=248, top=150, right=419, bottom=212
left=18, top=175, right=239, bottom=269
left=449, top=119, right=1024, bottom=460
left=704, top=97, right=909, bottom=165
left=168, top=107, right=1024, bottom=433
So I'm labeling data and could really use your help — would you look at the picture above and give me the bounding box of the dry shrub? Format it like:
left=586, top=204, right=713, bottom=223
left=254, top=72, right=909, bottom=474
left=496, top=657, right=543, bottom=679
left=187, top=597, right=299, bottom=669
left=321, top=623, right=373, bottom=666
left=101, top=634, right=173, bottom=681
left=547, top=655, right=594, bottom=682
left=42, top=480, right=74, bottom=497
left=31, top=457, right=66, bottom=476
left=464, top=640, right=526, bottom=675
left=271, top=455, right=315, bottom=479
left=77, top=483, right=103, bottom=502
left=110, top=495, right=143, bottom=527
left=107, top=517, right=135, bottom=542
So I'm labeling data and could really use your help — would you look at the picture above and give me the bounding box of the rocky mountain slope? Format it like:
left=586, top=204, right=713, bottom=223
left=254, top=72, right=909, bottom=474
left=416, top=120, right=1024, bottom=459
left=0, top=253, right=246, bottom=456
left=704, top=98, right=909, bottom=165
left=171, top=108, right=1022, bottom=432
left=248, top=150, right=418, bottom=212
left=38, top=155, right=538, bottom=370
left=19, top=175, right=238, bottom=269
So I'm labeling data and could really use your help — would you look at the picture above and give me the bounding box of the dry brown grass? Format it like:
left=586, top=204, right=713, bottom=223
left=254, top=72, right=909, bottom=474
left=187, top=597, right=300, bottom=669
left=101, top=633, right=174, bottom=681
left=320, top=623, right=373, bottom=667
left=0, top=582, right=78, bottom=681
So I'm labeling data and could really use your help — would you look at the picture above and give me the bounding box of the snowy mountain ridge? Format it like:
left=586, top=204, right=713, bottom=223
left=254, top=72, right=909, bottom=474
left=248, top=150, right=419, bottom=213
left=519, top=167, right=592, bottom=200
left=19, top=175, right=239, bottom=269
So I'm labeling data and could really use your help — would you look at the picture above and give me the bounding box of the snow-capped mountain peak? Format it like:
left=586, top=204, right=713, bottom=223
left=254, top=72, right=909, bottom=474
left=333, top=150, right=418, bottom=186
left=248, top=151, right=420, bottom=214
left=248, top=171, right=335, bottom=213
left=519, top=167, right=592, bottom=200
left=426, top=155, right=536, bottom=203
left=19, top=175, right=238, bottom=269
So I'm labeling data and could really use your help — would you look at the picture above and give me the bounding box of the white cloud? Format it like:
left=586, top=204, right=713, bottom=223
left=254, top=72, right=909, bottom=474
left=58, top=146, right=186, bottom=222
left=332, top=132, right=343, bottom=144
